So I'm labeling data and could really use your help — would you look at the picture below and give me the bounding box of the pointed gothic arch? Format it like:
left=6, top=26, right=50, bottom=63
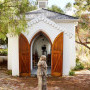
left=30, top=31, right=52, bottom=46
left=30, top=31, right=52, bottom=74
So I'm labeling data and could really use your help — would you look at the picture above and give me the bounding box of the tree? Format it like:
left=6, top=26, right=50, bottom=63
left=64, top=2, right=73, bottom=15
left=74, top=0, right=90, bottom=50
left=0, top=0, right=36, bottom=40
left=65, top=2, right=72, bottom=10
left=74, top=0, right=90, bottom=17
left=76, top=14, right=90, bottom=49
left=0, top=38, right=8, bottom=45
left=48, top=5, right=64, bottom=14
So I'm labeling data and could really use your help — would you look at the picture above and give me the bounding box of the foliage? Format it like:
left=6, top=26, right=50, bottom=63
left=69, top=70, right=75, bottom=76
left=74, top=0, right=90, bottom=50
left=76, top=58, right=80, bottom=63
left=76, top=15, right=90, bottom=49
left=65, top=1, right=90, bottom=49
left=73, top=58, right=84, bottom=71
left=0, top=49, right=8, bottom=56
left=0, top=0, right=37, bottom=40
left=88, top=68, right=90, bottom=71
left=7, top=70, right=12, bottom=75
left=65, top=2, right=72, bottom=10
left=74, top=64, right=84, bottom=71
left=0, top=38, right=8, bottom=45
left=81, top=61, right=90, bottom=69
left=74, top=0, right=90, bottom=17
left=76, top=43, right=90, bottom=69
left=79, top=14, right=90, bottom=31
left=48, top=5, right=64, bottom=14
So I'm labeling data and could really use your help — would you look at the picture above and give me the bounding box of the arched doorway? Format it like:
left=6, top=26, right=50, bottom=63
left=30, top=31, right=52, bottom=75
left=19, top=32, right=63, bottom=76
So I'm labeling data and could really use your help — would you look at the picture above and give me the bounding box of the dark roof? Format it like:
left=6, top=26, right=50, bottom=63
left=26, top=9, right=78, bottom=20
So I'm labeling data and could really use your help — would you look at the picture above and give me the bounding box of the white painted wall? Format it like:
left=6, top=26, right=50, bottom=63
left=8, top=36, right=13, bottom=70
left=24, top=21, right=61, bottom=43
left=8, top=16, right=77, bottom=76
left=12, top=36, right=19, bottom=76
left=58, top=23, right=76, bottom=73
left=8, top=35, right=19, bottom=76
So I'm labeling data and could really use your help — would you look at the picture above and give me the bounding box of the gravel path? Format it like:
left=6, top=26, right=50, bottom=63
left=0, top=66, right=90, bottom=90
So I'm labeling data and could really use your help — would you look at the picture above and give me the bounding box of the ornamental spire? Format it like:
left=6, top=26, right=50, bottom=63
left=37, top=0, right=48, bottom=9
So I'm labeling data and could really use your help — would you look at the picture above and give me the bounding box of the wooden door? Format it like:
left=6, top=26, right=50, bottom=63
left=19, top=34, right=30, bottom=76
left=51, top=32, right=63, bottom=76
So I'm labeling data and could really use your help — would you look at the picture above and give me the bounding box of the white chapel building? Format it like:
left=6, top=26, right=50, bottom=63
left=7, top=0, right=78, bottom=76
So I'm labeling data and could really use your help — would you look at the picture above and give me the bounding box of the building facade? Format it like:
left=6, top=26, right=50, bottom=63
left=7, top=0, right=78, bottom=76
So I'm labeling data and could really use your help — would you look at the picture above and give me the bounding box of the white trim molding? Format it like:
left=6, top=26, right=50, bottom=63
left=28, top=16, right=74, bottom=39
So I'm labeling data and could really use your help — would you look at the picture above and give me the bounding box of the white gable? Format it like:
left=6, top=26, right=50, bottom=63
left=23, top=16, right=76, bottom=44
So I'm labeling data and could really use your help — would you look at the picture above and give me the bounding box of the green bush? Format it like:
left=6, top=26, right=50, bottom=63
left=82, top=62, right=90, bottom=69
left=74, top=65, right=84, bottom=70
left=88, top=68, right=90, bottom=71
left=69, top=71, right=75, bottom=76
left=7, top=70, right=12, bottom=75
left=74, top=61, right=84, bottom=71
left=76, top=58, right=80, bottom=63
left=0, top=49, right=8, bottom=56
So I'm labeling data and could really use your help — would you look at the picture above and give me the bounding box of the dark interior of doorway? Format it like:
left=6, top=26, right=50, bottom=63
left=31, top=33, right=51, bottom=75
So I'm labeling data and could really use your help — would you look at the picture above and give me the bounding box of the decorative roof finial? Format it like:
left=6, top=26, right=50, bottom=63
left=37, top=0, right=48, bottom=9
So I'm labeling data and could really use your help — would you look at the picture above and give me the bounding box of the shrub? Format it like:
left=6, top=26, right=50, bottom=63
left=82, top=61, right=90, bottom=69
left=74, top=62, right=84, bottom=71
left=76, top=58, right=80, bottom=63
left=7, top=70, right=12, bottom=75
left=88, top=68, right=90, bottom=71
left=69, top=71, right=75, bottom=76
left=0, top=49, right=8, bottom=56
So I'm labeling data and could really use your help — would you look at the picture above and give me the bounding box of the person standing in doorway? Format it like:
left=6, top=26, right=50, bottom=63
left=37, top=55, right=47, bottom=90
